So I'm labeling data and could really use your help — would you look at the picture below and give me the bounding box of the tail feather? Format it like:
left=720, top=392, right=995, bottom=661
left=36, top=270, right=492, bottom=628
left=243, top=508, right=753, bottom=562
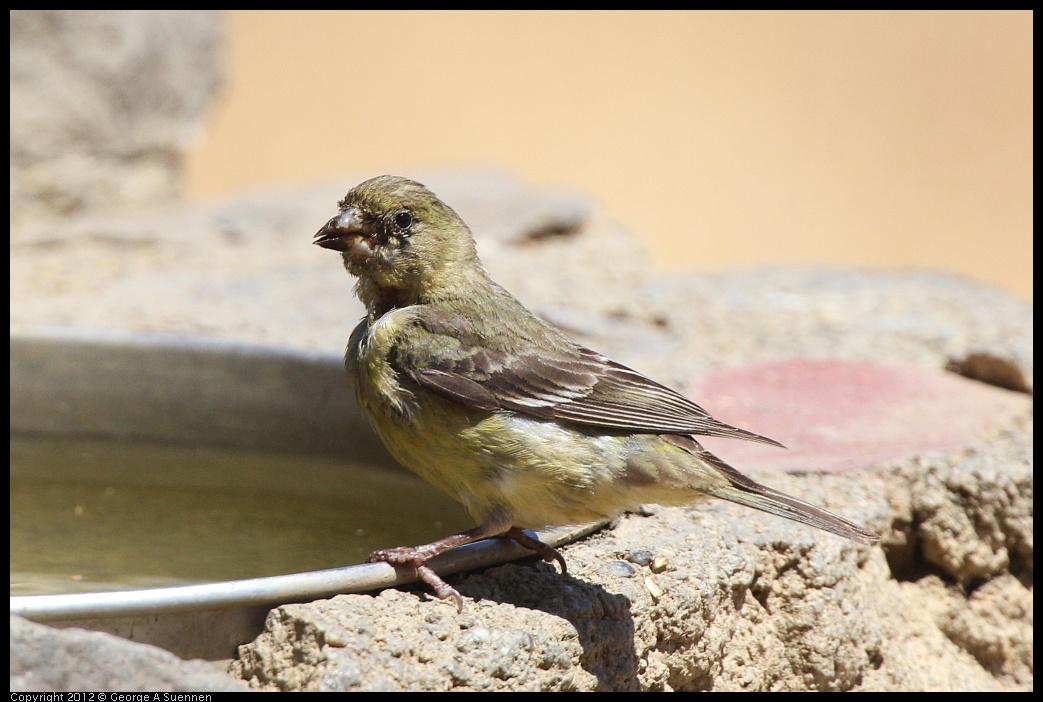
left=702, top=448, right=880, bottom=543
left=664, top=434, right=881, bottom=544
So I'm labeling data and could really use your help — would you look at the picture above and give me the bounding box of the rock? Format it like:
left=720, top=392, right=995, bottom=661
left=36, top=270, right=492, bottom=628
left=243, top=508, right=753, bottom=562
left=10, top=615, right=248, bottom=692
left=9, top=10, right=222, bottom=225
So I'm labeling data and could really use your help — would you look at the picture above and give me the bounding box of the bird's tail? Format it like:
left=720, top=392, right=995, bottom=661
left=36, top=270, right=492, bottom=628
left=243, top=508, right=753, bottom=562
left=664, top=434, right=881, bottom=543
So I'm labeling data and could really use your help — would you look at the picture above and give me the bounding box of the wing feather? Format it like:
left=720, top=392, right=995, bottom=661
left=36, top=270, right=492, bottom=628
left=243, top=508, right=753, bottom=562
left=396, top=310, right=783, bottom=447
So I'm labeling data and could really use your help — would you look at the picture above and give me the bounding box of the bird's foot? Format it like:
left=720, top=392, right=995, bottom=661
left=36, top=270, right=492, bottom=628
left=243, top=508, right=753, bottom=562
left=368, top=547, right=464, bottom=611
left=504, top=527, right=568, bottom=574
left=366, top=525, right=566, bottom=611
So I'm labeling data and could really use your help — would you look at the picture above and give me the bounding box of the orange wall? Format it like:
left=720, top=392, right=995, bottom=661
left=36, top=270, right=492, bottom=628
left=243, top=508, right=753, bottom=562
left=184, top=11, right=1032, bottom=299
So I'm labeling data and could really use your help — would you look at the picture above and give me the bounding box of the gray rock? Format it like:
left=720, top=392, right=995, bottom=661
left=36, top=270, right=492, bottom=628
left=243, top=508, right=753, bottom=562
left=9, top=10, right=222, bottom=225
left=10, top=615, right=248, bottom=692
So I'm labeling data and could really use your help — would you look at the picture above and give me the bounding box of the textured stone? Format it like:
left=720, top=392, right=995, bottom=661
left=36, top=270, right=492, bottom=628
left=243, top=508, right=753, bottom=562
left=10, top=615, right=247, bottom=692
left=690, top=359, right=1032, bottom=473
left=9, top=10, right=222, bottom=225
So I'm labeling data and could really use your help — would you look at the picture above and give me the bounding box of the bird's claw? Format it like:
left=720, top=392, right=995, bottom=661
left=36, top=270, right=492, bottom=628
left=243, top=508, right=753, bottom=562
left=504, top=527, right=568, bottom=574
left=368, top=548, right=465, bottom=611
left=366, top=528, right=567, bottom=612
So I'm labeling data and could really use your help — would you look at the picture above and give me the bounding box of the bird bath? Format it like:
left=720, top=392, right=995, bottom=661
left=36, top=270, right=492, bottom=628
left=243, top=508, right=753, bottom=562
left=9, top=327, right=597, bottom=659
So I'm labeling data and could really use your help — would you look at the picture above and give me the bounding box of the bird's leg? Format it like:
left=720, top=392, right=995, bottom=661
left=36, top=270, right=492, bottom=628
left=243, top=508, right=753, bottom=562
left=503, top=527, right=568, bottom=574
left=367, top=514, right=512, bottom=610
left=367, top=517, right=570, bottom=609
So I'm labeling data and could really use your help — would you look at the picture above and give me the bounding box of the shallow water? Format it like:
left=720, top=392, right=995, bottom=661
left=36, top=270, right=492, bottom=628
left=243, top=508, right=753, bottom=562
left=10, top=435, right=474, bottom=595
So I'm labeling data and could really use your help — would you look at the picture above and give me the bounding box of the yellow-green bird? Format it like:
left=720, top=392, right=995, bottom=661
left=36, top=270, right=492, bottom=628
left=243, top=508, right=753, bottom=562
left=315, top=175, right=879, bottom=608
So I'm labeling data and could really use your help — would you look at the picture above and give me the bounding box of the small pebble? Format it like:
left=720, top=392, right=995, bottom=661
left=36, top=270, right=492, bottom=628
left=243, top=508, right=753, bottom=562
left=644, top=576, right=663, bottom=602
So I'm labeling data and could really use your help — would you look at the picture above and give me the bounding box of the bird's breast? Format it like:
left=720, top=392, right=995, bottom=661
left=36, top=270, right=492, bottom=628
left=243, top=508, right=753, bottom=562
left=346, top=311, right=421, bottom=423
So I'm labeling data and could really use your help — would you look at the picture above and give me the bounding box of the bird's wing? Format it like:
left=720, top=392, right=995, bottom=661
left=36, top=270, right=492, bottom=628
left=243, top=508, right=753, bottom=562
left=393, top=312, right=782, bottom=447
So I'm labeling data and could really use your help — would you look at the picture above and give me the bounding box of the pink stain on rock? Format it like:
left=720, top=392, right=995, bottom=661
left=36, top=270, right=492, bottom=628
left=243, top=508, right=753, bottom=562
left=689, top=359, right=1031, bottom=473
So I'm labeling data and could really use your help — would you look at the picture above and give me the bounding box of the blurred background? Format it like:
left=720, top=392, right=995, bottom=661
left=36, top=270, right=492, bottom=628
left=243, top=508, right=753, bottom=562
left=183, top=11, right=1032, bottom=300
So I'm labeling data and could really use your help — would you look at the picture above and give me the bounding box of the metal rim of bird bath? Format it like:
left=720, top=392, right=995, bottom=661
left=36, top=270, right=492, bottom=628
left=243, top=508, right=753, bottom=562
left=9, top=326, right=601, bottom=659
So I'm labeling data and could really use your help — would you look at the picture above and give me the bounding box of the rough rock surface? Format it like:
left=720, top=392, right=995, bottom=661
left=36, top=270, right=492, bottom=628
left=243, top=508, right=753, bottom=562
left=9, top=10, right=221, bottom=225
left=10, top=615, right=247, bottom=692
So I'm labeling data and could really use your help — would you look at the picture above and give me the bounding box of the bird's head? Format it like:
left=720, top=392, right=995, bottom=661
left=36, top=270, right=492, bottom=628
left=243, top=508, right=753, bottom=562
left=315, top=175, right=482, bottom=314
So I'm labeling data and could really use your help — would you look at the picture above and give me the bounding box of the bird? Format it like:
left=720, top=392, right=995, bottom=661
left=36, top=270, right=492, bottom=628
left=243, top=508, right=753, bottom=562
left=314, top=175, right=879, bottom=609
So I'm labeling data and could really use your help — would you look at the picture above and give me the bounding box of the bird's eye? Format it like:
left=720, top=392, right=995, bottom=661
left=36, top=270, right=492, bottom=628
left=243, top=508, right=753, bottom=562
left=393, top=211, right=414, bottom=231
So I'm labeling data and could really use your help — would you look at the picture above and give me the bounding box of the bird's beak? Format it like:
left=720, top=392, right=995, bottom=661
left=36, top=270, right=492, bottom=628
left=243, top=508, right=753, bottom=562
left=314, top=207, right=368, bottom=253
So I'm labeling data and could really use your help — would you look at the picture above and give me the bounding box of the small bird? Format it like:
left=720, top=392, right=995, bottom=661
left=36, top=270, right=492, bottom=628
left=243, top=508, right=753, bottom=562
left=315, top=175, right=879, bottom=609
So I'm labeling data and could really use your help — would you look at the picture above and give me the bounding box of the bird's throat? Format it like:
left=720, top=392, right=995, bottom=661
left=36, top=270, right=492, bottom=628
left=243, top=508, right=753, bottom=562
left=355, top=279, right=418, bottom=319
